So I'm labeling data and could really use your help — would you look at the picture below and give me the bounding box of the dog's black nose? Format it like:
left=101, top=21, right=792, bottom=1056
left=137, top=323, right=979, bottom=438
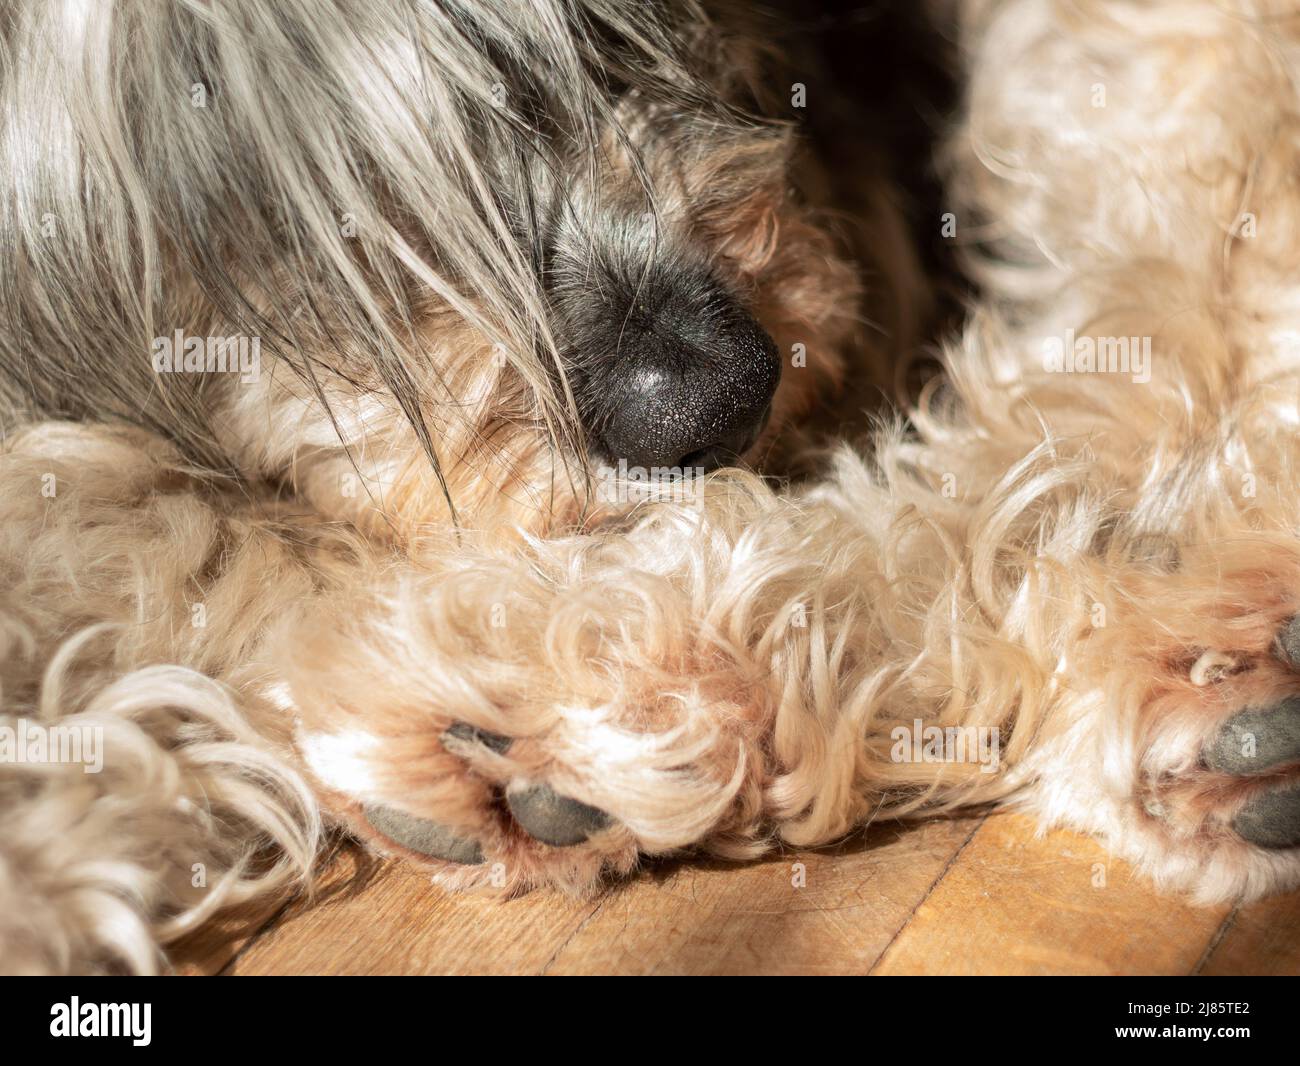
left=591, top=297, right=781, bottom=472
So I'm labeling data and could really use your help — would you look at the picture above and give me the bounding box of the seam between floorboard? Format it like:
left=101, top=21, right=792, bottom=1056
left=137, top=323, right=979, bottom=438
left=537, top=892, right=610, bottom=976
left=864, top=815, right=987, bottom=975
left=1190, top=901, right=1241, bottom=976
left=213, top=895, right=300, bottom=976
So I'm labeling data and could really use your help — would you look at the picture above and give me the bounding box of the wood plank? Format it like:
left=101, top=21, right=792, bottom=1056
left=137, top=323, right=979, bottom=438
left=169, top=900, right=288, bottom=976
left=871, top=813, right=1232, bottom=975
left=185, top=811, right=1299, bottom=975
left=540, top=817, right=980, bottom=976
left=227, top=850, right=604, bottom=976
left=225, top=818, right=978, bottom=975
left=1198, top=894, right=1300, bottom=975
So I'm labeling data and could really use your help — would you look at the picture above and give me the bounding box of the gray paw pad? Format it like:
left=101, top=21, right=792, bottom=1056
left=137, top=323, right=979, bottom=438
left=506, top=784, right=613, bottom=847
left=1232, top=786, right=1300, bottom=849
left=1277, top=615, right=1300, bottom=670
left=363, top=803, right=484, bottom=864
left=1205, top=698, right=1300, bottom=775
left=443, top=721, right=513, bottom=754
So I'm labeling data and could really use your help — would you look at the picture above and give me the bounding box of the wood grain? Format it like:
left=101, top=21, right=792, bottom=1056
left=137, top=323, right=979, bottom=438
left=1198, top=893, right=1300, bottom=975
left=541, top=818, right=981, bottom=976
left=227, top=859, right=600, bottom=976
left=169, top=900, right=288, bottom=976
left=871, top=814, right=1232, bottom=975
left=182, top=813, right=1300, bottom=975
left=226, top=818, right=978, bottom=976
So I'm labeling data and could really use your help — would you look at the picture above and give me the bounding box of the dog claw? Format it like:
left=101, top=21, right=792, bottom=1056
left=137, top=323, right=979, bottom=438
left=506, top=784, right=613, bottom=847
left=1205, top=699, right=1300, bottom=775
left=1232, top=786, right=1300, bottom=849
left=443, top=721, right=513, bottom=754
left=1189, top=650, right=1237, bottom=687
left=363, top=804, right=484, bottom=864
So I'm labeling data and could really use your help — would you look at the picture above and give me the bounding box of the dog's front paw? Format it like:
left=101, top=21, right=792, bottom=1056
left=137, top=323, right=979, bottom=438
left=503, top=782, right=613, bottom=847
left=362, top=800, right=488, bottom=865
left=293, top=704, right=755, bottom=893
left=384, top=721, right=615, bottom=855
left=275, top=545, right=768, bottom=895
left=356, top=770, right=613, bottom=862
left=441, top=725, right=617, bottom=852
left=268, top=500, right=832, bottom=894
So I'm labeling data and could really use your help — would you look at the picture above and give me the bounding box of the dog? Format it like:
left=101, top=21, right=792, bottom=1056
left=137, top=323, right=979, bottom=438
left=3, top=0, right=1300, bottom=975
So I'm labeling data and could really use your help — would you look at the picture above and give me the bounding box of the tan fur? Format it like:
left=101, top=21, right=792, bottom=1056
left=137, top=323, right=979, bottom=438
left=7, top=0, right=1300, bottom=974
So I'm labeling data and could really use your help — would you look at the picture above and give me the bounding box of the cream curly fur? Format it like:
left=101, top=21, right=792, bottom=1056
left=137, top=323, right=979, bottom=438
left=7, top=0, right=1300, bottom=974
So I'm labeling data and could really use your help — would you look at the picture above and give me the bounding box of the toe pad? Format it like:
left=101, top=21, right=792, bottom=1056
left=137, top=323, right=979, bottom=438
left=1278, top=615, right=1300, bottom=670
left=1205, top=699, right=1300, bottom=775
left=507, top=784, right=612, bottom=847
left=363, top=803, right=484, bottom=864
left=1233, top=786, right=1300, bottom=849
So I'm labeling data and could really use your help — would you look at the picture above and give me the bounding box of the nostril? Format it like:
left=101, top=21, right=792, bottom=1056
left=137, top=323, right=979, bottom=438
left=678, top=445, right=724, bottom=472
left=678, top=445, right=733, bottom=475
left=677, top=410, right=770, bottom=473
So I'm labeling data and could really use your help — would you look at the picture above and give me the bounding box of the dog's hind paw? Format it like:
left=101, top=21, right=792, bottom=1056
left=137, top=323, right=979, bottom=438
left=1109, top=596, right=1300, bottom=895
left=1198, top=632, right=1300, bottom=848
left=1230, top=783, right=1300, bottom=849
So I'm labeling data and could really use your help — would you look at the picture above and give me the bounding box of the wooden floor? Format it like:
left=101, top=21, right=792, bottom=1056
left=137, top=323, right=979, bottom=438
left=175, top=812, right=1300, bottom=975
